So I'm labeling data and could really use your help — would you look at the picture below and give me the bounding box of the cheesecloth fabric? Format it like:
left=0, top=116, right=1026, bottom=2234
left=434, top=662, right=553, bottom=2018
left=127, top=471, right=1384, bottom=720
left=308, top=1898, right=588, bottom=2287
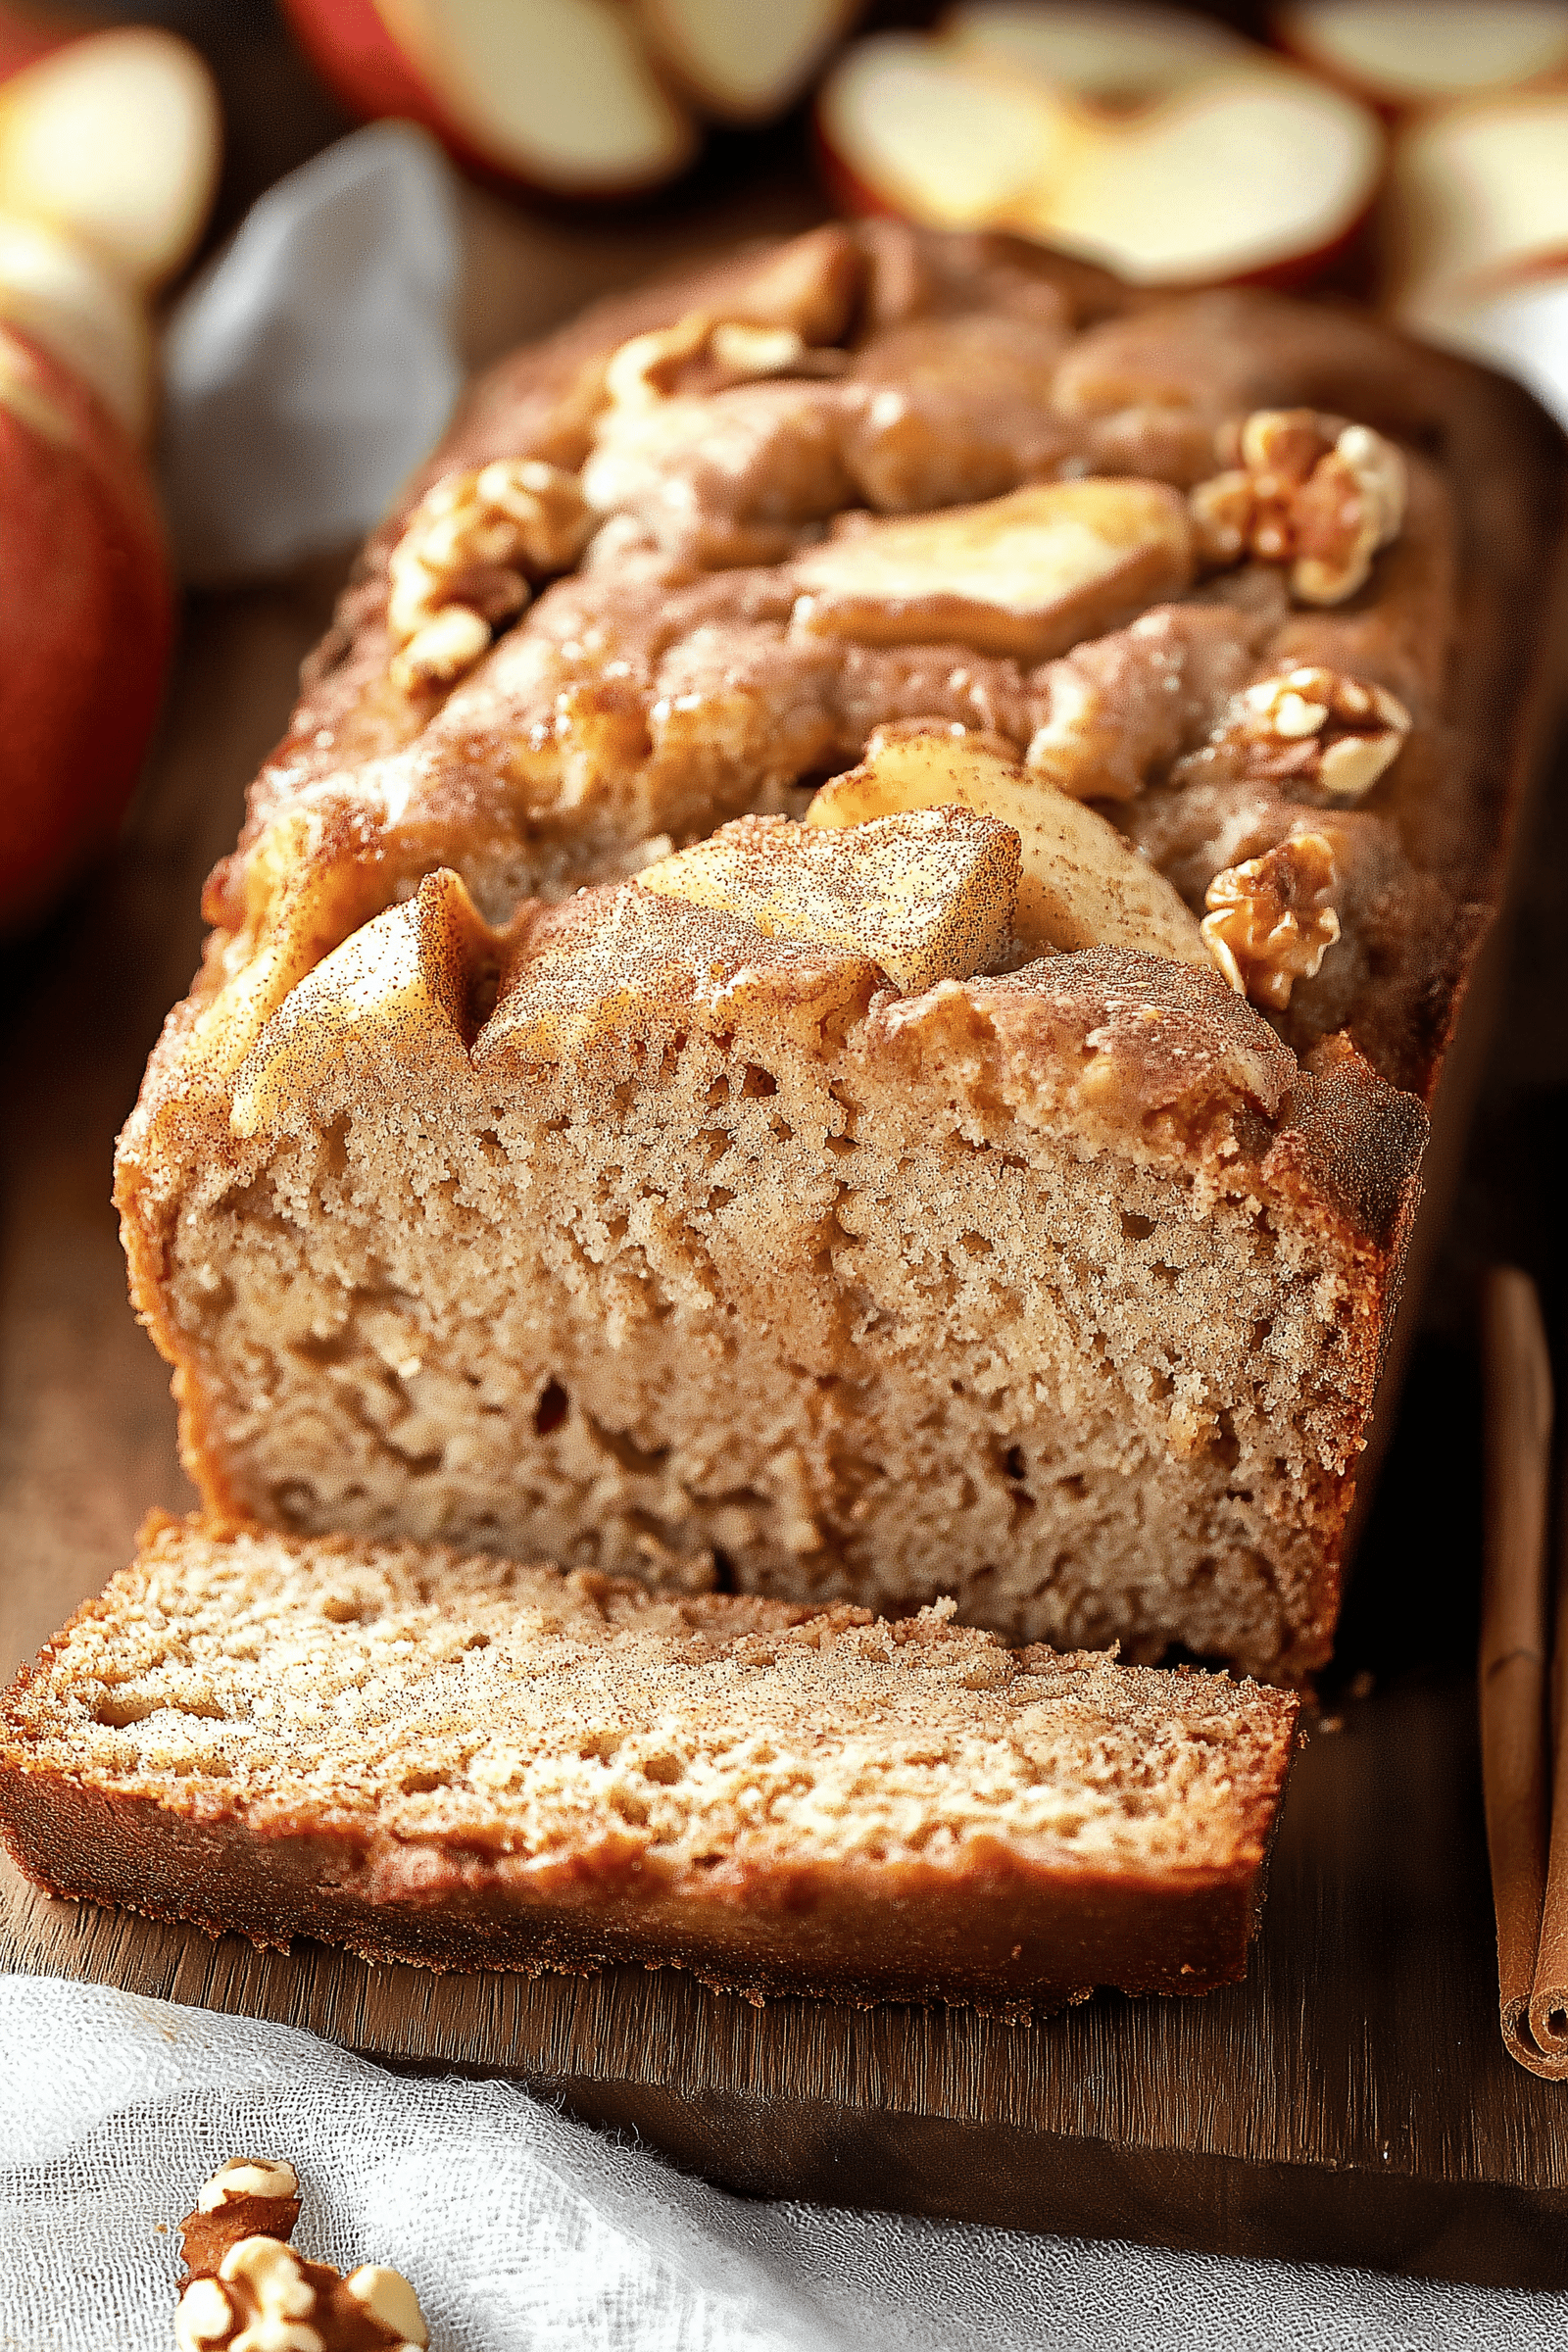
left=0, top=1978, right=1560, bottom=2352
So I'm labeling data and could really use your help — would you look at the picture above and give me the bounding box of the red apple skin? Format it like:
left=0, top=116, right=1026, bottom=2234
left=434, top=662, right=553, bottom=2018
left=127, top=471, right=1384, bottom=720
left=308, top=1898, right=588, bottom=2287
left=279, top=0, right=696, bottom=202
left=0, top=326, right=172, bottom=928
left=278, top=0, right=465, bottom=143
left=0, top=1, right=75, bottom=86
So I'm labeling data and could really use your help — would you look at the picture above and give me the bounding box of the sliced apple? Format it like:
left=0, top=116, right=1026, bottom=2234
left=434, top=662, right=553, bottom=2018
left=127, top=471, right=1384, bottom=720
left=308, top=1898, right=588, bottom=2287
left=373, top=0, right=698, bottom=196
left=0, top=26, right=220, bottom=291
left=635, top=0, right=860, bottom=123
left=1276, top=2, right=1568, bottom=107
left=817, top=33, right=1382, bottom=288
left=232, top=870, right=492, bottom=1137
left=1016, top=62, right=1383, bottom=288
left=791, top=479, right=1192, bottom=662
left=637, top=808, right=1020, bottom=994
left=814, top=29, right=1077, bottom=229
left=806, top=724, right=1210, bottom=968
left=945, top=1, right=1252, bottom=105
left=1387, top=92, right=1568, bottom=331
left=0, top=210, right=150, bottom=437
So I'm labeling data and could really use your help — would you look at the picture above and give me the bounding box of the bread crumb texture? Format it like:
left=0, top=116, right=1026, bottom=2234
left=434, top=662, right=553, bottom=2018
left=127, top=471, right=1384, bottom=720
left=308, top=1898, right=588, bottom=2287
left=114, top=221, right=1542, bottom=1684
left=6, top=1521, right=1297, bottom=1881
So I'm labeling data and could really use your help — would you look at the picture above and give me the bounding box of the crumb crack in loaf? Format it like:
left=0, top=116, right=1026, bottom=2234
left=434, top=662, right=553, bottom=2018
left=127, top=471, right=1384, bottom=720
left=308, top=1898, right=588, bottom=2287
left=117, top=225, right=1566, bottom=1681
left=0, top=1517, right=1299, bottom=2010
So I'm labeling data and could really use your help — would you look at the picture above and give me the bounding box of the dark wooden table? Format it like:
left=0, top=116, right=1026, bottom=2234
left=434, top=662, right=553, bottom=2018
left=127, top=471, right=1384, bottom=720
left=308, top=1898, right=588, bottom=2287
left=7, top=1, right=1568, bottom=2293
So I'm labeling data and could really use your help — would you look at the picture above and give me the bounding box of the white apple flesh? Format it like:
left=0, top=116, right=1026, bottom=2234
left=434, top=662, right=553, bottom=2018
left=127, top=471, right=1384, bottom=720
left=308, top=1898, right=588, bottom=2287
left=817, top=34, right=1382, bottom=289
left=1386, top=93, right=1568, bottom=323
left=0, top=25, right=220, bottom=292
left=1275, top=2, right=1568, bottom=106
left=0, top=210, right=151, bottom=438
left=635, top=0, right=860, bottom=124
left=815, top=31, right=1076, bottom=229
left=945, top=0, right=1252, bottom=104
left=1021, top=63, right=1384, bottom=286
left=375, top=0, right=698, bottom=195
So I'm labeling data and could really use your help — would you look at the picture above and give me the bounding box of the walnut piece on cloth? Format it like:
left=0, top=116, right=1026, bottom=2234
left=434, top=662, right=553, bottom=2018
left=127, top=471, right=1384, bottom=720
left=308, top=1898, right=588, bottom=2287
left=175, top=2157, right=427, bottom=2352
left=0, top=1980, right=1554, bottom=2351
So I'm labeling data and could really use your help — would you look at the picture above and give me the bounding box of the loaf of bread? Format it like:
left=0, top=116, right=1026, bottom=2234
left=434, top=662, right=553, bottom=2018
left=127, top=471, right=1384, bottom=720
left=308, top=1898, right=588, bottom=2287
left=0, top=1515, right=1298, bottom=2010
left=116, top=224, right=1566, bottom=1681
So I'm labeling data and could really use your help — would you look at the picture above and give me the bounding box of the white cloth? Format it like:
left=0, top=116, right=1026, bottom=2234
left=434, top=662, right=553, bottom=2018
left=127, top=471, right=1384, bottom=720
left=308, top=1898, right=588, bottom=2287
left=159, top=122, right=463, bottom=583
left=0, top=1977, right=1558, bottom=2352
left=1421, top=278, right=1568, bottom=433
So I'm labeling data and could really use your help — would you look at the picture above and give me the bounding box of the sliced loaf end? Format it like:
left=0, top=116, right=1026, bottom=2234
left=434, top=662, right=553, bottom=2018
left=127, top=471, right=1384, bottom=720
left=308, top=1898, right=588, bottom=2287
left=0, top=1514, right=1299, bottom=2012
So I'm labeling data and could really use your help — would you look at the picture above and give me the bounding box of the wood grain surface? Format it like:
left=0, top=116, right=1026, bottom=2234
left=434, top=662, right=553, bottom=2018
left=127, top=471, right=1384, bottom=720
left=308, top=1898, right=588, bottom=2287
left=4, top=574, right=1568, bottom=2299
left=6, top=83, right=1568, bottom=2287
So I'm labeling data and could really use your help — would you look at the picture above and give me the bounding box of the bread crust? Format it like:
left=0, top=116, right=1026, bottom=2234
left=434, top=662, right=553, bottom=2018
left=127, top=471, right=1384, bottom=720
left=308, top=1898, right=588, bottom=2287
left=0, top=1766, right=1273, bottom=2012
left=0, top=1518, right=1298, bottom=2013
left=110, top=226, right=1567, bottom=1681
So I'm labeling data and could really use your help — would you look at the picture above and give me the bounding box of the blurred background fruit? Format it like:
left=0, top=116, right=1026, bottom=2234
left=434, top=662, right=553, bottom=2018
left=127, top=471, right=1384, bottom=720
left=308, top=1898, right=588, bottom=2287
left=816, top=17, right=1384, bottom=285
left=4, top=0, right=1568, bottom=931
left=1273, top=1, right=1568, bottom=108
left=280, top=0, right=863, bottom=195
left=0, top=7, right=214, bottom=927
left=0, top=321, right=172, bottom=927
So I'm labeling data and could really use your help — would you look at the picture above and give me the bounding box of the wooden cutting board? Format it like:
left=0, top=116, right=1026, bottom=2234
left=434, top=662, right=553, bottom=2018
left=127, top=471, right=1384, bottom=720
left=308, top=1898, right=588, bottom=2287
left=7, top=122, right=1568, bottom=2285
left=7, top=1667, right=1568, bottom=2291
left=3, top=586, right=1568, bottom=2295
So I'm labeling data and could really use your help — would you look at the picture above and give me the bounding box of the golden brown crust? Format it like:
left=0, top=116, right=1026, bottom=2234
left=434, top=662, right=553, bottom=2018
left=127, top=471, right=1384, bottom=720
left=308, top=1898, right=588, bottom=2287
left=166, top=228, right=1564, bottom=1111
left=0, top=1768, right=1276, bottom=2010
left=109, top=225, right=1563, bottom=1688
left=0, top=1518, right=1298, bottom=2012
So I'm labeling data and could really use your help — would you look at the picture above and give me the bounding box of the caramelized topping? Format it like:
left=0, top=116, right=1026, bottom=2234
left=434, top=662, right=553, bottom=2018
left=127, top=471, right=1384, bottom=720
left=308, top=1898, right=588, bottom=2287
left=807, top=723, right=1212, bottom=970
left=637, top=806, right=1019, bottom=993
left=790, top=477, right=1194, bottom=660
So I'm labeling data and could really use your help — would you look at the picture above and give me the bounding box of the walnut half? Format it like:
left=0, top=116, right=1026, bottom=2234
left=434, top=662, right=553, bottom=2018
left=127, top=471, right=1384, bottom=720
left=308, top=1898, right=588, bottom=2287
left=602, top=307, right=848, bottom=411
left=1190, top=409, right=1406, bottom=607
left=387, top=458, right=595, bottom=694
left=1188, top=664, right=1412, bottom=801
left=175, top=2158, right=428, bottom=2352
left=1201, top=830, right=1342, bottom=1010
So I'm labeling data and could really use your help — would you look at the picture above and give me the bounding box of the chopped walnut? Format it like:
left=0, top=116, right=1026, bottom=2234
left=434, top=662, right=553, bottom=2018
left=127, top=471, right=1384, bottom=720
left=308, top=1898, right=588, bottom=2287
left=603, top=308, right=848, bottom=413
left=176, top=2159, right=428, bottom=2352
left=1191, top=664, right=1412, bottom=801
left=1201, top=830, right=1342, bottom=1010
left=387, top=457, right=594, bottom=694
left=1190, top=410, right=1406, bottom=607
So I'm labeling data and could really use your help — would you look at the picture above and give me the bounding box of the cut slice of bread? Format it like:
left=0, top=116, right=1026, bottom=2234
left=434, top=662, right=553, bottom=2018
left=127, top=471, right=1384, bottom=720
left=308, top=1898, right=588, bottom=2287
left=0, top=1515, right=1298, bottom=2012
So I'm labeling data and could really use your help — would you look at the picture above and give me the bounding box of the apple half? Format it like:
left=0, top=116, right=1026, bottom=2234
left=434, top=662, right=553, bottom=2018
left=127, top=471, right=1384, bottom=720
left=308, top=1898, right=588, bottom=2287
left=284, top=0, right=868, bottom=191
left=815, top=29, right=1077, bottom=229
left=816, top=30, right=1383, bottom=288
left=0, top=209, right=150, bottom=437
left=1275, top=2, right=1568, bottom=108
left=634, top=0, right=861, bottom=124
left=0, top=323, right=172, bottom=927
left=1386, top=91, right=1568, bottom=323
left=0, top=24, right=220, bottom=290
left=1018, top=62, right=1383, bottom=287
left=945, top=1, right=1253, bottom=105
left=374, top=0, right=697, bottom=197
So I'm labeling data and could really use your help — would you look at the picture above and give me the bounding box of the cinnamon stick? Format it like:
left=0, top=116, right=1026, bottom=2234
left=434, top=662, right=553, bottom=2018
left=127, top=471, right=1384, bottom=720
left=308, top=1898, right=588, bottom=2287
left=1479, top=1267, right=1558, bottom=2077
left=1529, top=1382, right=1568, bottom=2062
